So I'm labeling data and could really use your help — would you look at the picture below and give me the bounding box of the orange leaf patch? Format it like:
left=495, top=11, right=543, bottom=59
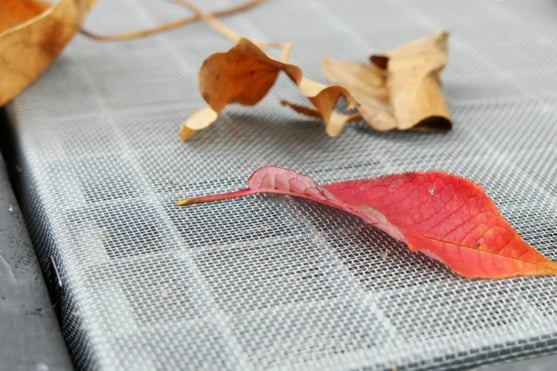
left=0, top=0, right=96, bottom=105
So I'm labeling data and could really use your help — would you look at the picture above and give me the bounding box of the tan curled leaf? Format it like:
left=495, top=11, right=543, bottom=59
left=0, top=0, right=96, bottom=105
left=281, top=78, right=360, bottom=137
left=321, top=58, right=396, bottom=131
left=323, top=30, right=451, bottom=132
left=180, top=37, right=357, bottom=140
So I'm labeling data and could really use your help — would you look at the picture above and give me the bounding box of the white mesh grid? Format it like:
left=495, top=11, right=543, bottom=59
left=6, top=0, right=557, bottom=369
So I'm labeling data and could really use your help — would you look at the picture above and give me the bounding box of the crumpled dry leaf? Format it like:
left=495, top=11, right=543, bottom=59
left=182, top=31, right=451, bottom=140
left=0, top=0, right=96, bottom=105
left=323, top=31, right=451, bottom=131
left=180, top=37, right=358, bottom=141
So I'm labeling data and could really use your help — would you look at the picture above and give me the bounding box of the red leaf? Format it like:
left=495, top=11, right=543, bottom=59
left=176, top=166, right=557, bottom=279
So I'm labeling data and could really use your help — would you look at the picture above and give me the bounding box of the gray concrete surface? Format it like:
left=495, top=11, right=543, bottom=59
left=0, top=151, right=73, bottom=371
left=475, top=354, right=557, bottom=371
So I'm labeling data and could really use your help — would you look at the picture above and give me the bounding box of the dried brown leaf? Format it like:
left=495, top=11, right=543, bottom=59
left=323, top=31, right=452, bottom=132
left=321, top=58, right=396, bottom=131
left=281, top=78, right=360, bottom=137
left=0, top=0, right=48, bottom=31
left=0, top=0, right=95, bottom=105
left=181, top=37, right=357, bottom=140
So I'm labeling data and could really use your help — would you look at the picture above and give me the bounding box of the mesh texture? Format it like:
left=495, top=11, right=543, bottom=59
left=6, top=0, right=557, bottom=369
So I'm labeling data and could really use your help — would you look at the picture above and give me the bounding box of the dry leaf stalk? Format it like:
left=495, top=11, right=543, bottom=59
left=173, top=0, right=291, bottom=61
left=80, top=0, right=263, bottom=41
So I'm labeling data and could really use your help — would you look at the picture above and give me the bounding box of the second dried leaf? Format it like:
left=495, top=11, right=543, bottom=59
left=322, top=30, right=451, bottom=132
left=180, top=38, right=356, bottom=140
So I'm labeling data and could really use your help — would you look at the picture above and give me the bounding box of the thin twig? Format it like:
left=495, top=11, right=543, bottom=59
left=80, top=0, right=262, bottom=41
left=174, top=0, right=291, bottom=61
left=175, top=0, right=243, bottom=42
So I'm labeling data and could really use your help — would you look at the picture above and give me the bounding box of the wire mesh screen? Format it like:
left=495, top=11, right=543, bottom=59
left=6, top=0, right=557, bottom=369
